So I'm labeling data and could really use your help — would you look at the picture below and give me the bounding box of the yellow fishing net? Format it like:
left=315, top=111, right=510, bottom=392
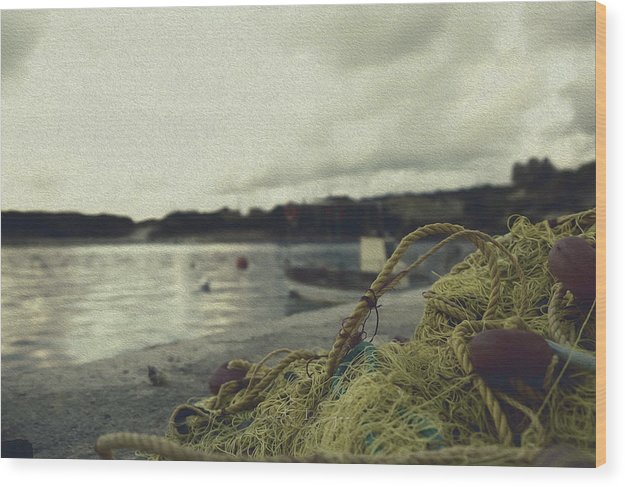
left=96, top=209, right=597, bottom=465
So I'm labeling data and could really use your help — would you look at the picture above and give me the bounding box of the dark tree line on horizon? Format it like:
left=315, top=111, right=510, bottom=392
left=1, top=158, right=596, bottom=242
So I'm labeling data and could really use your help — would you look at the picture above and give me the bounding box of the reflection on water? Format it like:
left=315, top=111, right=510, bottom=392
left=1, top=242, right=359, bottom=373
left=1, top=240, right=469, bottom=374
left=2, top=244, right=261, bottom=371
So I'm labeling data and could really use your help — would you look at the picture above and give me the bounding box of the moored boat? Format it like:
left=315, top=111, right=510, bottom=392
left=285, top=236, right=421, bottom=304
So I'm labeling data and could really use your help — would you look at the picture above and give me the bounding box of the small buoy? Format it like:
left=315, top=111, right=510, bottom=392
left=548, top=236, right=595, bottom=302
left=236, top=256, right=249, bottom=270
left=209, top=362, right=247, bottom=395
left=200, top=282, right=211, bottom=293
left=468, top=329, right=553, bottom=388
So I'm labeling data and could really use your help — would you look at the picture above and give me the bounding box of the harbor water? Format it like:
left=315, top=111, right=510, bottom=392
left=1, top=240, right=469, bottom=375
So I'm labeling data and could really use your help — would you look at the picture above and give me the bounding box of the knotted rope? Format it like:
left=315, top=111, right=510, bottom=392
left=324, top=223, right=527, bottom=379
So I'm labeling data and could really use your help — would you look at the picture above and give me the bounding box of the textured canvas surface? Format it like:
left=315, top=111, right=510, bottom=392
left=1, top=0, right=604, bottom=469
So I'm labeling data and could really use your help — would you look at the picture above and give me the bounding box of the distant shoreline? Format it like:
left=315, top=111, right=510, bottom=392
left=1, top=159, right=597, bottom=244
left=0, top=232, right=362, bottom=247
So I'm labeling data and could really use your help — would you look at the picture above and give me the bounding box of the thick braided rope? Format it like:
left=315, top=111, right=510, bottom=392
left=547, top=283, right=575, bottom=345
left=193, top=395, right=220, bottom=412
left=508, top=378, right=543, bottom=404
left=341, top=230, right=490, bottom=361
left=497, top=392, right=545, bottom=447
left=224, top=349, right=320, bottom=414
left=450, top=320, right=514, bottom=446
left=324, top=223, right=460, bottom=378
left=95, top=432, right=538, bottom=465
left=202, top=353, right=289, bottom=412
left=384, top=229, right=486, bottom=291
left=166, top=404, right=216, bottom=440
left=459, top=231, right=528, bottom=315
left=385, top=229, right=525, bottom=312
left=227, top=358, right=255, bottom=370
left=241, top=348, right=293, bottom=396
left=481, top=243, right=501, bottom=320
left=542, top=355, right=560, bottom=391
left=213, top=380, right=246, bottom=410
left=325, top=224, right=526, bottom=379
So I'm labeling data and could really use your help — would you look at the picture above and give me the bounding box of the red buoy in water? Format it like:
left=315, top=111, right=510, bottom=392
left=236, top=256, right=249, bottom=270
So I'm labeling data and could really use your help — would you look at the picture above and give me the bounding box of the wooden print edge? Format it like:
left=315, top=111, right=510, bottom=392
left=595, top=0, right=606, bottom=469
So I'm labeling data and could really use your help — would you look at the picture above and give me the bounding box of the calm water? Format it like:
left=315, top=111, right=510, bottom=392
left=1, top=240, right=469, bottom=374
left=1, top=242, right=362, bottom=374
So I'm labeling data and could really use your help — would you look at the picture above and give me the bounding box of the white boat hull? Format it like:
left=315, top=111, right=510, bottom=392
left=287, top=279, right=364, bottom=304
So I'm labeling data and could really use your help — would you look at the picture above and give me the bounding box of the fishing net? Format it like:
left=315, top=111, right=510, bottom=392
left=96, top=209, right=597, bottom=465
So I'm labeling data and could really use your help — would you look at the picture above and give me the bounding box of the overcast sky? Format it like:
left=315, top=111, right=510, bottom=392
left=1, top=1, right=596, bottom=221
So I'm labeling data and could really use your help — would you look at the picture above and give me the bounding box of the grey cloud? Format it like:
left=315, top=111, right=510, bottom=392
left=322, top=4, right=451, bottom=70
left=521, top=1, right=595, bottom=50
left=1, top=4, right=597, bottom=220
left=302, top=3, right=517, bottom=72
left=219, top=135, right=508, bottom=196
left=330, top=4, right=505, bottom=71
left=559, top=79, right=596, bottom=135
left=1, top=10, right=49, bottom=80
left=276, top=4, right=535, bottom=185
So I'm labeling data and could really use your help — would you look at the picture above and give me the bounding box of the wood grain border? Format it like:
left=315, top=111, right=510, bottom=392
left=595, top=0, right=606, bottom=468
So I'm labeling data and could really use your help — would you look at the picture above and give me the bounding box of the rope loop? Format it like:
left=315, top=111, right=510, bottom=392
left=325, top=223, right=527, bottom=378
